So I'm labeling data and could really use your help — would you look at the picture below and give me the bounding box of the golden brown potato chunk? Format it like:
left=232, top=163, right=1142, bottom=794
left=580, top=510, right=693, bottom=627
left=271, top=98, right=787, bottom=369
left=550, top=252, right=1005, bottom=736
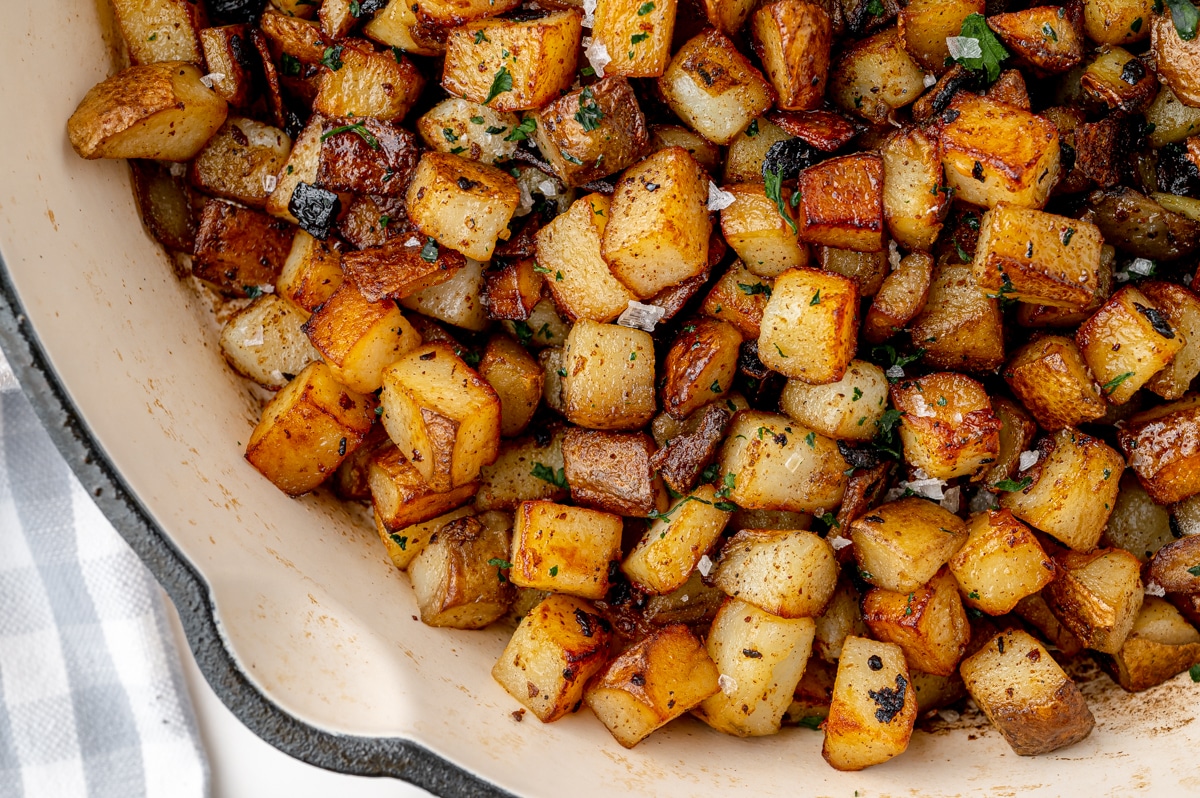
left=751, top=0, right=831, bottom=111
left=510, top=500, right=623, bottom=599
left=822, top=636, right=917, bottom=771
left=368, top=446, right=478, bottom=531
left=591, top=0, right=677, bottom=79
left=910, top=262, right=1005, bottom=373
left=409, top=514, right=515, bottom=629
left=405, top=152, right=520, bottom=262
left=828, top=28, right=925, bottom=125
left=850, top=498, right=968, bottom=594
left=561, top=320, right=657, bottom=431
left=536, top=194, right=636, bottom=324
left=1003, top=336, right=1107, bottom=431
left=1045, top=547, right=1144, bottom=655
left=661, top=319, right=743, bottom=420
left=533, top=77, right=650, bottom=186
left=1118, top=394, right=1200, bottom=505
left=862, top=568, right=970, bottom=676
left=1097, top=597, right=1200, bottom=692
left=712, top=528, right=839, bottom=618
left=898, top=0, right=984, bottom=73
left=757, top=267, right=860, bottom=383
left=562, top=428, right=662, bottom=517
left=988, top=6, right=1084, bottom=74
left=948, top=510, right=1055, bottom=616
left=192, top=200, right=294, bottom=297
left=795, top=153, right=885, bottom=252
left=622, top=484, right=731, bottom=595
left=1076, top=285, right=1185, bottom=405
left=892, top=373, right=1001, bottom=481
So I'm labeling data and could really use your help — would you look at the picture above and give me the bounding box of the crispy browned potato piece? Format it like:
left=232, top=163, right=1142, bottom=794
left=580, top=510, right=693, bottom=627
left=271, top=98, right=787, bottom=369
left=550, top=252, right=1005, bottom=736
left=661, top=319, right=743, bottom=420
left=821, top=636, right=917, bottom=771
left=988, top=6, right=1084, bottom=74
left=862, top=568, right=970, bottom=676
left=1147, top=533, right=1200, bottom=594
left=315, top=117, right=420, bottom=195
left=897, top=0, right=984, bottom=73
left=368, top=446, right=478, bottom=531
left=1141, top=281, right=1200, bottom=401
left=533, top=77, right=650, bottom=186
left=1045, top=547, right=1144, bottom=654
left=648, top=404, right=732, bottom=494
left=622, top=484, right=731, bottom=595
left=892, top=373, right=1001, bottom=481
left=910, top=262, right=1005, bottom=373
left=510, top=500, right=623, bottom=599
left=1080, top=46, right=1158, bottom=114
left=863, top=252, right=933, bottom=344
left=562, top=428, right=663, bottom=517
left=795, top=153, right=885, bottom=252
left=192, top=199, right=294, bottom=297
left=713, top=528, right=839, bottom=618
left=1076, top=285, right=1185, bottom=405
left=409, top=514, right=515, bottom=629
left=750, top=0, right=831, bottom=111
left=948, top=510, right=1056, bottom=616
left=189, top=117, right=292, bottom=208
left=1003, top=336, right=1107, bottom=430
left=850, top=498, right=968, bottom=593
left=591, top=0, right=677, bottom=79
left=340, top=237, right=465, bottom=303
left=1097, top=597, right=1200, bottom=692
left=484, top=258, right=544, bottom=322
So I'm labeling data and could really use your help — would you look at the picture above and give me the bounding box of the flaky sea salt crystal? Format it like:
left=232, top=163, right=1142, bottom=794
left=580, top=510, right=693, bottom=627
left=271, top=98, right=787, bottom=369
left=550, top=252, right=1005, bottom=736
left=200, top=72, right=226, bottom=89
left=830, top=536, right=852, bottom=551
left=270, top=370, right=286, bottom=385
left=886, top=365, right=905, bottom=380
left=888, top=239, right=902, bottom=271
left=784, top=452, right=804, bottom=473
left=583, top=36, right=611, bottom=78
left=1018, top=450, right=1040, bottom=471
left=1129, top=258, right=1155, bottom=276
left=582, top=0, right=597, bottom=27
left=707, top=181, right=736, bottom=211
left=923, top=73, right=938, bottom=88
left=718, top=674, right=738, bottom=695
left=617, top=300, right=665, bottom=331
left=940, top=486, right=961, bottom=514
left=262, top=174, right=278, bottom=194
left=906, top=478, right=946, bottom=500
left=938, top=709, right=961, bottom=723
left=405, top=236, right=421, bottom=247
left=697, top=554, right=713, bottom=577
left=1146, top=582, right=1166, bottom=597
left=946, top=36, right=982, bottom=60
left=969, top=488, right=999, bottom=513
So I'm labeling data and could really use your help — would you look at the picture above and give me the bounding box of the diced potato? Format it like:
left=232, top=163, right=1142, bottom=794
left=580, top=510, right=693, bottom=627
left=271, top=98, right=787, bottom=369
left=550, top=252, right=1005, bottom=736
left=315, top=117, right=420, bottom=196
left=892, top=373, right=1001, bottom=481
left=192, top=200, right=294, bottom=297
left=363, top=0, right=445, bottom=57
left=533, top=77, right=650, bottom=186
left=340, top=237, right=466, bottom=305
left=398, top=257, right=489, bottom=332
left=702, top=261, right=772, bottom=338
left=898, top=0, right=984, bottom=73
left=960, top=629, right=1094, bottom=756
left=492, top=594, right=612, bottom=722
left=405, top=153, right=520, bottom=261
left=127, top=159, right=197, bottom=253
left=750, top=0, right=831, bottom=111
left=850, top=498, right=968, bottom=594
left=860, top=251, right=930, bottom=344
left=442, top=11, right=581, bottom=111
left=67, top=62, right=228, bottom=161
left=479, top=335, right=543, bottom=437
left=723, top=117, right=792, bottom=184
left=695, top=598, right=817, bottom=736
left=537, top=194, right=636, bottom=323
left=1083, top=0, right=1156, bottom=45
left=510, top=500, right=623, bottom=599
left=659, top=30, right=774, bottom=146
left=376, top=505, right=472, bottom=570
left=650, top=404, right=735, bottom=494
left=1145, top=86, right=1200, bottom=147
left=584, top=624, right=719, bottom=748
left=508, top=299, right=573, bottom=350
left=368, top=446, right=478, bottom=531
left=622, top=484, right=731, bottom=594
left=795, top=153, right=885, bottom=252
left=1118, top=395, right=1200, bottom=505
left=539, top=348, right=566, bottom=415
left=757, top=268, right=859, bottom=383
left=939, top=93, right=1060, bottom=210
left=313, top=42, right=425, bottom=121
left=245, top=362, right=376, bottom=495
left=1014, top=592, right=1085, bottom=658
left=982, top=399, right=1037, bottom=493
left=379, top=343, right=501, bottom=491
left=813, top=578, right=870, bottom=663
left=602, top=147, right=711, bottom=299
left=862, top=568, right=970, bottom=676
left=712, top=528, right=838, bottom=618
left=661, top=319, right=743, bottom=420
left=1045, top=547, right=1144, bottom=654
left=484, top=258, right=543, bottom=322
left=816, top=247, right=888, bottom=298
left=409, top=514, right=515, bottom=629
left=648, top=124, right=723, bottom=174
left=1079, top=45, right=1158, bottom=113
left=561, top=320, right=656, bottom=430
left=265, top=114, right=324, bottom=225
left=110, top=0, right=204, bottom=65
left=1099, top=597, right=1200, bottom=692
left=1077, top=285, right=1186, bottom=405
left=303, top=282, right=421, bottom=393
left=1141, top=281, right=1200, bottom=400
left=720, top=184, right=809, bottom=278
left=948, top=510, right=1056, bottom=616
left=417, top=99, right=520, bottom=165
left=591, top=0, right=676, bottom=79
left=319, top=0, right=356, bottom=38
left=718, top=410, right=849, bottom=513
left=779, top=360, right=888, bottom=441
left=881, top=127, right=948, bottom=252
left=1152, top=14, right=1200, bottom=107
left=220, top=295, right=321, bottom=390
left=702, top=0, right=757, bottom=34
left=829, top=28, right=925, bottom=124
left=415, top=0, right=521, bottom=25
left=822, top=636, right=917, bottom=771
left=910, top=262, right=1005, bottom=373
left=189, top=117, right=291, bottom=208
left=989, top=6, right=1085, bottom=74
left=562, top=428, right=662, bottom=517
left=1149, top=534, right=1200, bottom=594
left=1104, top=473, right=1175, bottom=562
left=1001, top=427, right=1125, bottom=552
left=475, top=432, right=568, bottom=511
left=1003, top=336, right=1106, bottom=430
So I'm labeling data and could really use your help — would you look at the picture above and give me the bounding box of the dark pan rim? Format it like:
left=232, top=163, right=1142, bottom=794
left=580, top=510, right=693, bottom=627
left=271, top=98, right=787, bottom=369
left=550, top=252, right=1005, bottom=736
left=0, top=248, right=513, bottom=798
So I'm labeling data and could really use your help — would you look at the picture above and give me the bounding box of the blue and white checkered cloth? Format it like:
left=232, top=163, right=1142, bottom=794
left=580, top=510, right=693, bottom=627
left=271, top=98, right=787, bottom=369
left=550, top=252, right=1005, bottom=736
left=0, top=355, right=208, bottom=797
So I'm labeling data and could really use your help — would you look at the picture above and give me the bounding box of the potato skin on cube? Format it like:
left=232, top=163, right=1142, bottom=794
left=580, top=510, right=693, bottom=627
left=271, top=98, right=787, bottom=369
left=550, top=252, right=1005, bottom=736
left=584, top=624, right=720, bottom=748
left=533, top=77, right=650, bottom=186
left=712, top=528, right=839, bottom=618
left=376, top=506, right=473, bottom=570
left=561, top=320, right=656, bottom=431
left=510, top=500, right=623, bottom=599
left=368, top=446, right=478, bottom=531
left=1096, top=597, right=1200, bottom=692
left=849, top=498, right=968, bottom=593
left=405, top=152, right=520, bottom=262
left=822, top=636, right=917, bottom=772
left=245, top=362, right=377, bottom=495
left=561, top=428, right=662, bottom=517
left=475, top=432, right=568, bottom=512
left=1141, top=281, right=1200, bottom=401
left=750, top=0, right=831, bottom=111
left=492, top=594, right=612, bottom=722
left=881, top=127, right=949, bottom=252
left=757, top=268, right=859, bottom=383
left=409, top=513, right=515, bottom=629
left=891, top=373, right=1001, bottom=481
left=898, top=0, right=985, bottom=74
left=1077, top=285, right=1186, bottom=406
left=312, top=44, right=426, bottom=122
left=193, top=200, right=295, bottom=297
left=1003, top=336, right=1106, bottom=431
left=1118, top=394, right=1200, bottom=507
left=948, top=510, right=1055, bottom=616
left=1045, top=547, right=1144, bottom=655
left=861, top=568, right=970, bottom=677
left=795, top=153, right=886, bottom=252
left=190, top=117, right=292, bottom=209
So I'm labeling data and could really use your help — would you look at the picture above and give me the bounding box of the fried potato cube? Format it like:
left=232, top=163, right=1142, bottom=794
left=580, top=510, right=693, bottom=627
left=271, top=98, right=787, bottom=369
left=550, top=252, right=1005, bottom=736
left=379, top=343, right=501, bottom=491
left=315, top=117, right=420, bottom=196
left=702, top=262, right=772, bottom=338
left=816, top=247, right=888, bottom=298
left=829, top=28, right=925, bottom=124
left=973, top=205, right=1103, bottom=309
left=881, top=127, right=948, bottom=252
left=1001, top=428, right=1124, bottom=551
left=561, top=320, right=656, bottom=430
left=399, top=257, right=489, bottom=332
left=510, top=500, right=623, bottom=598
left=442, top=11, right=581, bottom=111
left=477, top=336, right=543, bottom=438
left=376, top=505, right=473, bottom=570
left=821, top=636, right=917, bottom=771
left=779, top=360, right=888, bottom=442
left=340, top=238, right=465, bottom=305
left=475, top=432, right=568, bottom=511
left=536, top=194, right=636, bottom=323
left=1045, top=547, right=1144, bottom=654
left=850, top=498, right=968, bottom=594
left=1080, top=45, right=1158, bottom=113
left=649, top=124, right=723, bottom=173
left=863, top=251, right=934, bottom=345
left=220, top=295, right=321, bottom=391
left=814, top=579, right=870, bottom=663
left=189, top=117, right=291, bottom=208
left=897, top=0, right=984, bottom=73
left=910, top=262, right=1005, bottom=373
left=1141, top=282, right=1200, bottom=400
left=695, top=598, right=817, bottom=736
left=750, top=0, right=831, bottom=111
left=303, top=282, right=420, bottom=393
left=415, top=0, right=520, bottom=25
left=1149, top=534, right=1200, bottom=594
left=621, top=484, right=730, bottom=595
left=1099, top=597, right=1200, bottom=692
left=368, top=446, right=478, bottom=531
left=1077, top=285, right=1186, bottom=405
left=533, top=77, right=650, bottom=186
left=1153, top=13, right=1200, bottom=107
left=1118, top=396, right=1200, bottom=505
left=265, top=114, right=323, bottom=225
left=562, top=429, right=662, bottom=517
left=409, top=514, right=515, bottom=629
left=193, top=200, right=294, bottom=297
left=960, top=629, right=1094, bottom=756
left=405, top=153, right=520, bottom=261
left=1084, top=0, right=1156, bottom=45
left=417, top=98, right=519, bottom=165
left=757, top=268, right=859, bottom=383
left=718, top=410, right=848, bottom=513
left=362, top=0, right=445, bottom=57
left=245, top=362, right=376, bottom=495
left=1003, top=336, right=1106, bottom=430
left=484, top=259, right=543, bottom=322
left=592, top=0, right=676, bottom=79
left=989, top=6, right=1085, bottom=74
left=602, top=147, right=711, bottom=299
left=939, top=93, right=1060, bottom=210
left=1014, top=592, right=1085, bottom=657
left=795, top=154, right=885, bottom=252
left=862, top=568, right=970, bottom=677
left=659, top=29, right=774, bottom=146
left=1104, top=473, right=1176, bottom=562
left=67, top=62, right=228, bottom=161
left=257, top=10, right=326, bottom=60
left=110, top=0, right=204, bottom=65
left=719, top=184, right=808, bottom=278
left=892, top=373, right=1001, bottom=481
left=712, top=529, right=839, bottom=618
left=948, top=510, right=1056, bottom=616
left=661, top=319, right=743, bottom=420
left=312, top=42, right=424, bottom=121
left=492, top=594, right=611, bottom=722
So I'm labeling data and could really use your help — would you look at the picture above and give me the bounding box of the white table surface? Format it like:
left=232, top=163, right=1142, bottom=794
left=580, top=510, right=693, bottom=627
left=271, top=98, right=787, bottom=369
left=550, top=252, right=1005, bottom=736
left=164, top=597, right=436, bottom=798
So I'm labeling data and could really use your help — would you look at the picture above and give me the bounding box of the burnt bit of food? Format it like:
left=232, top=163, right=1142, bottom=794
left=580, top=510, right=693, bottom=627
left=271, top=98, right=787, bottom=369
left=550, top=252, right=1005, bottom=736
left=1120, top=59, right=1146, bottom=85
left=867, top=673, right=908, bottom=724
left=511, top=708, right=526, bottom=722
left=288, top=182, right=341, bottom=240
left=1134, top=303, right=1176, bottom=338
left=208, top=0, right=268, bottom=25
left=762, top=138, right=824, bottom=183
left=867, top=654, right=883, bottom=671
left=574, top=607, right=611, bottom=638
left=838, top=440, right=880, bottom=471
left=743, top=648, right=763, bottom=659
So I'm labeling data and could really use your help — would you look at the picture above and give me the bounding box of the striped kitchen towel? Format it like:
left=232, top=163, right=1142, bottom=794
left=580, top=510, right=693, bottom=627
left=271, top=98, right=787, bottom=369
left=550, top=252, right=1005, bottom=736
left=0, top=353, right=208, bottom=797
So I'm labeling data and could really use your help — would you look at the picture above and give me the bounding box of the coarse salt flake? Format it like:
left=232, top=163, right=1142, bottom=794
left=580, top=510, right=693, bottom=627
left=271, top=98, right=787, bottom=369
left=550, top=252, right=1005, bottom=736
left=405, top=236, right=421, bottom=247
left=200, top=72, right=226, bottom=89
left=1145, top=582, right=1166, bottom=597
left=906, top=478, right=946, bottom=501
left=1018, top=450, right=1040, bottom=471
left=262, top=173, right=278, bottom=194
left=617, top=300, right=666, bottom=332
left=940, top=486, right=961, bottom=514
left=538, top=179, right=560, bottom=198
left=169, top=162, right=186, bottom=178
left=270, top=370, right=286, bottom=385
left=582, top=0, right=597, bottom=27
left=886, top=365, right=905, bottom=380
left=784, top=452, right=805, bottom=473
left=946, top=36, right=982, bottom=60
left=923, top=73, right=937, bottom=88
left=707, top=181, right=736, bottom=211
left=245, top=325, right=265, bottom=347
left=1129, top=258, right=1155, bottom=276
left=938, top=709, right=961, bottom=724
left=583, top=37, right=611, bottom=78
left=831, top=536, right=852, bottom=551
left=717, top=674, right=738, bottom=695
left=888, top=239, right=902, bottom=271
left=697, top=554, right=713, bottom=577
left=969, top=488, right=999, bottom=514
